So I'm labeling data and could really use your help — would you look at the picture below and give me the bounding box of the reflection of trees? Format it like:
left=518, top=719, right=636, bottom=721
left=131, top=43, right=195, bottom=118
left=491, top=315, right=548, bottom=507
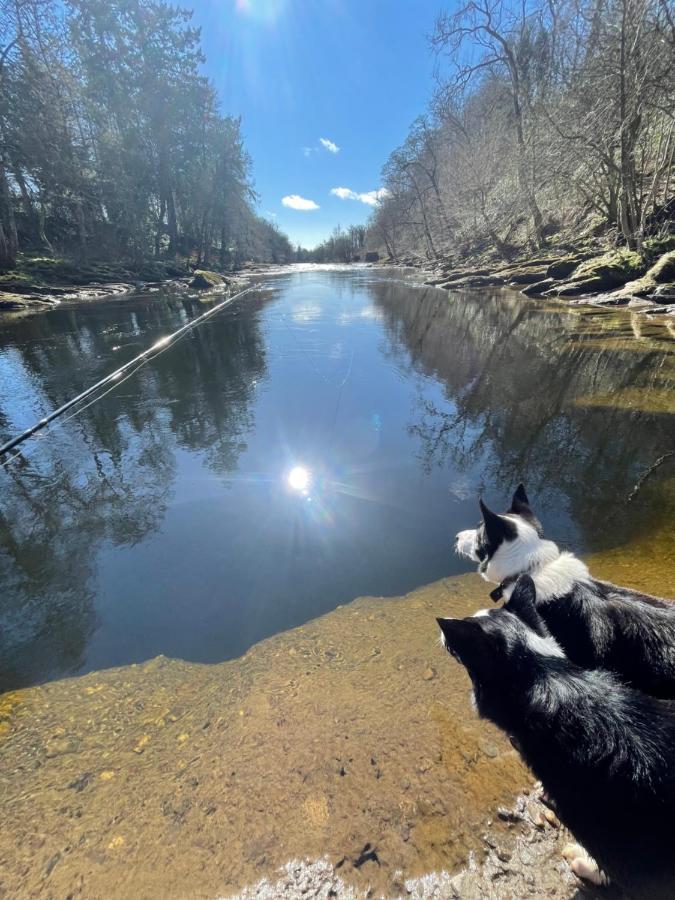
left=0, top=292, right=269, bottom=690
left=370, top=281, right=674, bottom=548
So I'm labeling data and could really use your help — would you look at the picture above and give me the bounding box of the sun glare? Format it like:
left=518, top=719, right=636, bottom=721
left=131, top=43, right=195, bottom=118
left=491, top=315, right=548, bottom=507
left=235, top=0, right=285, bottom=23
left=287, top=466, right=310, bottom=492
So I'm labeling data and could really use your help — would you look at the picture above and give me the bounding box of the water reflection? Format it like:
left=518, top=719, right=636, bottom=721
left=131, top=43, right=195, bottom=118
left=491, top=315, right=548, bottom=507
left=0, top=271, right=672, bottom=692
left=370, top=280, right=674, bottom=551
left=0, top=291, right=269, bottom=690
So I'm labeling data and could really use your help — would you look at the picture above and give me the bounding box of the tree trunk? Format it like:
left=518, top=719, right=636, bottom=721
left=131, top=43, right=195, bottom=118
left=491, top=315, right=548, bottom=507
left=74, top=196, right=87, bottom=258
left=0, top=159, right=19, bottom=270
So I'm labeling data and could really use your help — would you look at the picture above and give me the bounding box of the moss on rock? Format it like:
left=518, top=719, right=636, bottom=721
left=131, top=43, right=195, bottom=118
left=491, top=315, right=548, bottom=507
left=189, top=269, right=224, bottom=289
left=552, top=249, right=645, bottom=297
left=604, top=250, right=675, bottom=302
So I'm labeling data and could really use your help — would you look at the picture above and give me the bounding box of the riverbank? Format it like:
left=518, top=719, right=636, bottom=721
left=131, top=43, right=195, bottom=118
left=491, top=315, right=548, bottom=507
left=0, top=256, right=279, bottom=313
left=2, top=517, right=672, bottom=899
left=0, top=573, right=578, bottom=900
left=384, top=237, right=675, bottom=318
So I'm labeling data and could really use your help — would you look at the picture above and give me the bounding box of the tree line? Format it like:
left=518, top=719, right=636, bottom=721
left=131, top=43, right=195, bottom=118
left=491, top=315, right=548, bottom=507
left=368, top=0, right=674, bottom=262
left=0, top=0, right=294, bottom=272
left=295, top=224, right=367, bottom=263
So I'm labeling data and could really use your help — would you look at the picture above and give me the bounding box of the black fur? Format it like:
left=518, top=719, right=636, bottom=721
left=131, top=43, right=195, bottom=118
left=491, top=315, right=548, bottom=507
left=462, top=485, right=675, bottom=699
left=438, top=576, right=675, bottom=899
left=530, top=578, right=675, bottom=699
left=508, top=482, right=542, bottom=533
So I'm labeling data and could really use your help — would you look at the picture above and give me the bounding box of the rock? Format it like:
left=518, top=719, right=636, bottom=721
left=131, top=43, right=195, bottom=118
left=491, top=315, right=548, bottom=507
left=526, top=801, right=546, bottom=828
left=189, top=269, right=224, bottom=289
left=596, top=252, right=675, bottom=303
left=497, top=806, right=523, bottom=822
left=422, top=667, right=436, bottom=681
left=441, top=268, right=493, bottom=284
left=647, top=249, right=675, bottom=283
left=521, top=278, right=556, bottom=296
left=364, top=251, right=380, bottom=262
left=447, top=274, right=505, bottom=288
left=500, top=267, right=549, bottom=285
left=45, top=736, right=80, bottom=757
left=627, top=297, right=657, bottom=308
left=542, top=807, right=560, bottom=828
left=479, top=739, right=500, bottom=758
left=553, top=249, right=644, bottom=296
left=546, top=255, right=592, bottom=279
left=0, top=295, right=29, bottom=310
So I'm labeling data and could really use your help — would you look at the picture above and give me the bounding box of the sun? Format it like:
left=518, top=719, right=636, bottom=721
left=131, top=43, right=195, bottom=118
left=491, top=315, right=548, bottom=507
left=287, top=466, right=310, bottom=491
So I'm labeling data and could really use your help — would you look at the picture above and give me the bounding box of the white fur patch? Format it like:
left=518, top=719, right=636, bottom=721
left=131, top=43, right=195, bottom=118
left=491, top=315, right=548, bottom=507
left=484, top=519, right=559, bottom=584
left=532, top=553, right=591, bottom=602
left=523, top=629, right=565, bottom=658
left=472, top=608, right=491, bottom=618
left=455, top=529, right=479, bottom=561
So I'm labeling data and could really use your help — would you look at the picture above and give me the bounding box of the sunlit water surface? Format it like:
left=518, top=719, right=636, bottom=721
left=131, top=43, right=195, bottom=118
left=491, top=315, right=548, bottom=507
left=0, top=266, right=673, bottom=691
left=0, top=267, right=673, bottom=897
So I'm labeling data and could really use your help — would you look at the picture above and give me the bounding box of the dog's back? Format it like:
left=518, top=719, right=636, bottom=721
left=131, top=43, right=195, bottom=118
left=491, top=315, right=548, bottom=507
left=538, top=578, right=675, bottom=698
left=438, top=581, right=675, bottom=898
left=519, top=664, right=675, bottom=898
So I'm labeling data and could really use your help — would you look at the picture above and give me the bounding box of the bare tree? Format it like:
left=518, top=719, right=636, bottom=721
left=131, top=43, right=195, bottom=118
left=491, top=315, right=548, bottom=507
left=432, top=0, right=549, bottom=246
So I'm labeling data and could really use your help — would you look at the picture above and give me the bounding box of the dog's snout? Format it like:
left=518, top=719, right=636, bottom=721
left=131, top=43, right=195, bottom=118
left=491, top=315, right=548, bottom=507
left=455, top=529, right=479, bottom=561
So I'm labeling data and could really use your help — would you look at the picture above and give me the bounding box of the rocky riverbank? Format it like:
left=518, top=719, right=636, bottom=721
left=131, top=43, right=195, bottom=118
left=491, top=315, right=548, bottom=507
left=0, top=257, right=277, bottom=314
left=390, top=239, right=675, bottom=319
left=227, top=788, right=597, bottom=900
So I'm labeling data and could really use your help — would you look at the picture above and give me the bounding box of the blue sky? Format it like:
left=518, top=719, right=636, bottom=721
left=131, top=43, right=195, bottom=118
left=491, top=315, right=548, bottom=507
left=190, top=0, right=441, bottom=248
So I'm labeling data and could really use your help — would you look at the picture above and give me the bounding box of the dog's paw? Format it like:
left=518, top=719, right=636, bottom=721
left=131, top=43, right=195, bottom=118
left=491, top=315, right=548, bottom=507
left=562, top=843, right=608, bottom=886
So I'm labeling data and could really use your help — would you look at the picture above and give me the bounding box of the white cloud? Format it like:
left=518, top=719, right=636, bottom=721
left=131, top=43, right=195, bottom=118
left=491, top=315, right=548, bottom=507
left=302, top=147, right=314, bottom=158
left=319, top=137, right=340, bottom=154
left=330, top=187, right=389, bottom=206
left=282, top=194, right=320, bottom=211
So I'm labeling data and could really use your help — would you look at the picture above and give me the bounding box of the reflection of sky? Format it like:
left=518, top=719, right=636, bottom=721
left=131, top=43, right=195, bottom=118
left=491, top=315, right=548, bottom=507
left=5, top=268, right=671, bottom=687
left=82, top=272, right=496, bottom=672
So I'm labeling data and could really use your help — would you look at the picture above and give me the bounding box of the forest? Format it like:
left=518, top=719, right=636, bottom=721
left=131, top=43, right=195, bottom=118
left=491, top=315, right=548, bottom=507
left=367, top=0, right=675, bottom=264
left=0, top=0, right=294, bottom=272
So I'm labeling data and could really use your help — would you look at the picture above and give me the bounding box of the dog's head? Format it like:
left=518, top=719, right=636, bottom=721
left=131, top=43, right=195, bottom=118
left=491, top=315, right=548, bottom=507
left=437, top=575, right=564, bottom=726
left=455, top=483, right=544, bottom=584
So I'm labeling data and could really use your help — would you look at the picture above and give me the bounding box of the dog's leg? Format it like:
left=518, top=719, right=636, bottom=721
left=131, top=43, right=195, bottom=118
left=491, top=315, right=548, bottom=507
left=562, top=843, right=609, bottom=887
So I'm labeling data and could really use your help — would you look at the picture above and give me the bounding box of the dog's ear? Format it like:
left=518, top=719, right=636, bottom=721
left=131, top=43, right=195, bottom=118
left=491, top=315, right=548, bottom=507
left=509, top=483, right=533, bottom=517
left=505, top=574, right=549, bottom=637
left=479, top=498, right=516, bottom=545
left=508, top=483, right=543, bottom=533
left=437, top=616, right=488, bottom=660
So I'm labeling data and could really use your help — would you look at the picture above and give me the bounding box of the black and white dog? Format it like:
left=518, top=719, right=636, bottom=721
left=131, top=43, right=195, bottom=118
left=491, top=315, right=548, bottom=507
left=437, top=575, right=675, bottom=899
left=455, top=484, right=675, bottom=698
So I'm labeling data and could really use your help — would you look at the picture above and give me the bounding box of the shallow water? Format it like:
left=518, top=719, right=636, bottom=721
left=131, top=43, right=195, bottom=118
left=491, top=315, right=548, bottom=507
left=0, top=267, right=673, bottom=692
left=0, top=267, right=673, bottom=897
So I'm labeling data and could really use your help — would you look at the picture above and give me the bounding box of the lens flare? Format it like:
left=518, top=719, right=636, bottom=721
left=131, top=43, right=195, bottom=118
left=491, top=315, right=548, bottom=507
left=287, top=466, right=310, bottom=491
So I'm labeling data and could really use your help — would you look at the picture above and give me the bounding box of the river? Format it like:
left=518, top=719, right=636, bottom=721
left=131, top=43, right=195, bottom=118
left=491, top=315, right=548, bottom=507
left=0, top=266, right=673, bottom=896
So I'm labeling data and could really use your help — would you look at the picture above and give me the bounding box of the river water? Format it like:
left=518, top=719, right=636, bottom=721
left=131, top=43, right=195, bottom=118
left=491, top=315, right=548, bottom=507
left=0, top=266, right=673, bottom=897
left=0, top=266, right=673, bottom=692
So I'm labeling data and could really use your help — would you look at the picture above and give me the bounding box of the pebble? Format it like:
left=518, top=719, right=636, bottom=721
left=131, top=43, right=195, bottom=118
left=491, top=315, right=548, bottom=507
left=422, top=667, right=436, bottom=681
left=527, top=801, right=546, bottom=828
left=543, top=807, right=561, bottom=828
left=497, top=806, right=523, bottom=822
left=45, top=737, right=80, bottom=758
left=132, top=735, right=150, bottom=754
